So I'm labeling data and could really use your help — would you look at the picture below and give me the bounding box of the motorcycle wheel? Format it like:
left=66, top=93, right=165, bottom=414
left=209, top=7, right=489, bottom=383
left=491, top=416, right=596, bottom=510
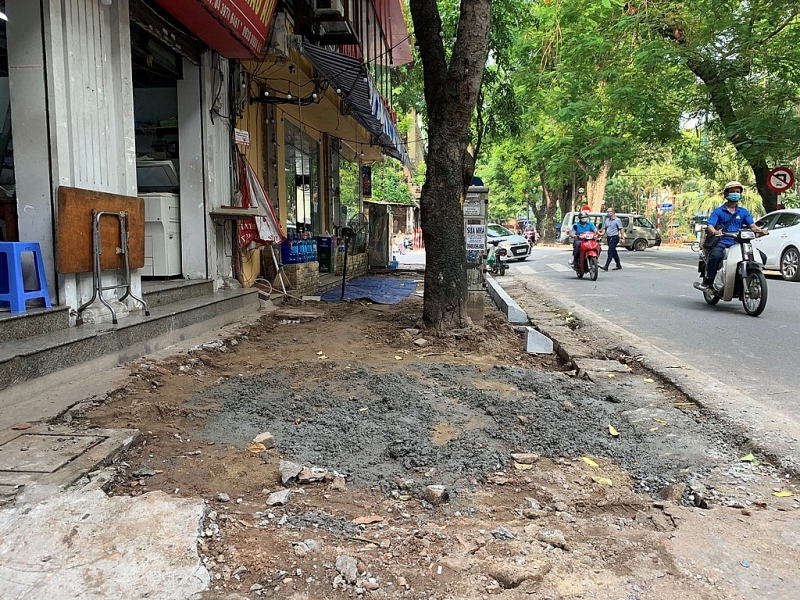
left=588, top=256, right=598, bottom=281
left=703, top=288, right=720, bottom=306
left=499, top=262, right=507, bottom=276
left=576, top=266, right=584, bottom=279
left=742, top=270, right=767, bottom=316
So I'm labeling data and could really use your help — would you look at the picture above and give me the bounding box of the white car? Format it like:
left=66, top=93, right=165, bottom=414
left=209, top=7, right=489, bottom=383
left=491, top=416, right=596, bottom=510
left=487, top=223, right=531, bottom=261
left=753, top=209, right=800, bottom=281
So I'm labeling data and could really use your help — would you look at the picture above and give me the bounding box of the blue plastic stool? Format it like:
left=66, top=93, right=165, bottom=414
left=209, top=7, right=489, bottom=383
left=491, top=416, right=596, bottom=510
left=0, top=242, right=52, bottom=313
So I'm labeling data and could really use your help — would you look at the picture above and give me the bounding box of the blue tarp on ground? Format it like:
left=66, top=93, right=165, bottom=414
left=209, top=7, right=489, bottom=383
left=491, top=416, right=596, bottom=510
left=321, top=276, right=418, bottom=304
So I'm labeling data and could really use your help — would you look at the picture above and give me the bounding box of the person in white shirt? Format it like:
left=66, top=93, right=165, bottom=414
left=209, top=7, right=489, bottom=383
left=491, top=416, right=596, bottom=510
left=599, top=208, right=626, bottom=271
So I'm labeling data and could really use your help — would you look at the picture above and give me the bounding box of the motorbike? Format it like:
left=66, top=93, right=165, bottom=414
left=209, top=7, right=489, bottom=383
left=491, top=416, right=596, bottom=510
left=486, top=245, right=508, bottom=276
left=693, top=229, right=768, bottom=316
left=572, top=231, right=600, bottom=280
left=525, top=229, right=538, bottom=247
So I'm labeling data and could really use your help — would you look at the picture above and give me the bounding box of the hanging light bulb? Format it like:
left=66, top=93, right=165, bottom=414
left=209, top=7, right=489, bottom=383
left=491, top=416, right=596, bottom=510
left=439, top=31, right=444, bottom=37
left=312, top=92, right=318, bottom=99
left=287, top=92, right=292, bottom=99
left=336, top=87, right=341, bottom=94
left=264, top=90, right=270, bottom=97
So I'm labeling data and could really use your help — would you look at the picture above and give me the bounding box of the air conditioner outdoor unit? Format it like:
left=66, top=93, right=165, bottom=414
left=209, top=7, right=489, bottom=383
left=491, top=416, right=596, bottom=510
left=315, top=0, right=345, bottom=17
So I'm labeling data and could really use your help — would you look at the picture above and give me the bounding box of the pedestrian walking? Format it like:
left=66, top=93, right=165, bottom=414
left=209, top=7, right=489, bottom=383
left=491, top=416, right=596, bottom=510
left=395, top=231, right=407, bottom=255
left=599, top=208, right=626, bottom=271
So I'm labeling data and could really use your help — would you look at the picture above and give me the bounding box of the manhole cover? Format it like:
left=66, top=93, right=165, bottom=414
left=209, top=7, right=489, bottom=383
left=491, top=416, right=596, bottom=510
left=0, top=434, right=104, bottom=473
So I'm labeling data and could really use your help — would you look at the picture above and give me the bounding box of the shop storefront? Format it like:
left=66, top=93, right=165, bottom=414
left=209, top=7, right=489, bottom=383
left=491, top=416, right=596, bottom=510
left=2, top=0, right=277, bottom=317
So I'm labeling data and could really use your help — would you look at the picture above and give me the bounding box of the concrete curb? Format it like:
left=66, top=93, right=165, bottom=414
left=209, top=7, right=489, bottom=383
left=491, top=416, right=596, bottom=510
left=499, top=273, right=800, bottom=477
left=485, top=275, right=528, bottom=324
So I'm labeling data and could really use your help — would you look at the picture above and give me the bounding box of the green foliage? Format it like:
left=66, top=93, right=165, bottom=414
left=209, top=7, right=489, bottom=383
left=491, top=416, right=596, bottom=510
left=475, top=0, right=800, bottom=218
left=370, top=159, right=415, bottom=205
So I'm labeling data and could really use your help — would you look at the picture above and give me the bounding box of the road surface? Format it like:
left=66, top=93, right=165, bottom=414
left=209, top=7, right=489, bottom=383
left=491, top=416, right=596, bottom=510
left=507, top=244, right=799, bottom=409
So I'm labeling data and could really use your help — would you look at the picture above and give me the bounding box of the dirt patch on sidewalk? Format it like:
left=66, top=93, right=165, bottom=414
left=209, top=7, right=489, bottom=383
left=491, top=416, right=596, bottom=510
left=74, top=282, right=800, bottom=599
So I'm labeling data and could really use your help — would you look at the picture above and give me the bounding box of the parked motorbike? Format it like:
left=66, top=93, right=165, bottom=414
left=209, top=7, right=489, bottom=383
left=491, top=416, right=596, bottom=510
left=572, top=231, right=600, bottom=280
left=486, top=245, right=508, bottom=276
left=693, top=229, right=768, bottom=316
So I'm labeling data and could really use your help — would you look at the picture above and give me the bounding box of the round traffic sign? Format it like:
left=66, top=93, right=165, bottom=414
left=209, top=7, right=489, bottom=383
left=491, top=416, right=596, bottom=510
left=767, top=166, right=795, bottom=193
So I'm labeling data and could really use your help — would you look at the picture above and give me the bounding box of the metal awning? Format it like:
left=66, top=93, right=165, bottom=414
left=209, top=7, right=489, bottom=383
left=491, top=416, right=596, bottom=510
left=301, top=44, right=412, bottom=171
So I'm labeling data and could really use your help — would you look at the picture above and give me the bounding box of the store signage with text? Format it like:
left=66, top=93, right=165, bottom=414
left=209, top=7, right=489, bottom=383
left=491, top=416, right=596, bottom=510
left=465, top=224, right=486, bottom=251
left=155, top=0, right=277, bottom=58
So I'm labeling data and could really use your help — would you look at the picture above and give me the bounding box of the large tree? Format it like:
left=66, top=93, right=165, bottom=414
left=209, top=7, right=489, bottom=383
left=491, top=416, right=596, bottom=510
left=624, top=1, right=800, bottom=212
left=409, top=0, right=491, bottom=328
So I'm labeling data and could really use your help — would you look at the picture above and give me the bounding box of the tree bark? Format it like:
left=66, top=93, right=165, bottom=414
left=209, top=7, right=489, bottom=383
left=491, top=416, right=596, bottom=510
left=410, top=0, right=492, bottom=329
left=539, top=167, right=557, bottom=243
left=587, top=159, right=612, bottom=211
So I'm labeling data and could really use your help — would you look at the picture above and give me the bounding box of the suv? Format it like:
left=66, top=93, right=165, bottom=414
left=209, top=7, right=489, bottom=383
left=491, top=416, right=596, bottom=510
left=559, top=212, right=661, bottom=251
left=487, top=223, right=531, bottom=261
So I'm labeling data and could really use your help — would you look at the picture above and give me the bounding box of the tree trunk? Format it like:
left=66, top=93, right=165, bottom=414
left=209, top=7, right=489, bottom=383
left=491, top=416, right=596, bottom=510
left=539, top=168, right=558, bottom=243
left=410, top=0, right=492, bottom=329
left=587, top=159, right=612, bottom=211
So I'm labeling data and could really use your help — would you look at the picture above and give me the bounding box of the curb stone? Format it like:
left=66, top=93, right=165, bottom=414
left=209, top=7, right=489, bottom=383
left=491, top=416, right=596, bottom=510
left=497, top=273, right=800, bottom=478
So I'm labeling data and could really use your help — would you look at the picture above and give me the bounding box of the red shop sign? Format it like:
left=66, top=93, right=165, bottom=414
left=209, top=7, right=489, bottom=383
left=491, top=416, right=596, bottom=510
left=155, top=0, right=277, bottom=58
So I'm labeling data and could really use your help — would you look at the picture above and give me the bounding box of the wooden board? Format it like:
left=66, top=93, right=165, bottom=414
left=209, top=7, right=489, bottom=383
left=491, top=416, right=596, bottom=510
left=56, top=187, right=145, bottom=273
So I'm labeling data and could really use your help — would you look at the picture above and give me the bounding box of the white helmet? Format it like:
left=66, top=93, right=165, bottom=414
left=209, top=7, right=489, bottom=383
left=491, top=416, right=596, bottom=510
left=578, top=210, right=589, bottom=221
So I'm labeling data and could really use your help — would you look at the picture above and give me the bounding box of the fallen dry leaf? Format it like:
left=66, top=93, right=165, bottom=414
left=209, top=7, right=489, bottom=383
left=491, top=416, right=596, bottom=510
left=247, top=442, right=267, bottom=453
left=581, top=457, right=599, bottom=468
left=592, top=476, right=613, bottom=487
left=608, top=425, right=619, bottom=437
left=772, top=491, right=792, bottom=497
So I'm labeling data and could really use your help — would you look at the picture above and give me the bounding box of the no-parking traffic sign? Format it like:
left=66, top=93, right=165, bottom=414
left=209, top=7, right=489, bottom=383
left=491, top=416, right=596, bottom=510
left=767, top=166, right=795, bottom=193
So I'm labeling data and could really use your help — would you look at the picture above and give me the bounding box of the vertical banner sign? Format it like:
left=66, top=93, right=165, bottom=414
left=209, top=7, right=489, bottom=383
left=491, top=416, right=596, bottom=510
left=361, top=166, right=372, bottom=199
left=465, top=223, right=486, bottom=252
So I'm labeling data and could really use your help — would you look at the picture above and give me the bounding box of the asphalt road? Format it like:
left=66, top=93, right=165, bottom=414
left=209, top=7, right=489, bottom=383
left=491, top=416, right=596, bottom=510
left=507, top=243, right=800, bottom=408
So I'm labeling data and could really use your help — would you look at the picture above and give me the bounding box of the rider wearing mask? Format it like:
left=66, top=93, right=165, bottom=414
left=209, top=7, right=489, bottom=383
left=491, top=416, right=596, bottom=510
left=569, top=210, right=597, bottom=266
left=694, top=181, right=766, bottom=291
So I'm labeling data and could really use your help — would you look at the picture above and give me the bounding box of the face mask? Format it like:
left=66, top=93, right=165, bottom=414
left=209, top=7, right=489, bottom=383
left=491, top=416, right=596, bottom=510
left=727, top=193, right=741, bottom=202
left=579, top=218, right=588, bottom=223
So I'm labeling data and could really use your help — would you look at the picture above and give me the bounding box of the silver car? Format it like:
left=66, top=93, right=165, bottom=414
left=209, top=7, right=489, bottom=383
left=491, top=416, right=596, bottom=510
left=487, top=223, right=531, bottom=262
left=753, top=209, right=800, bottom=281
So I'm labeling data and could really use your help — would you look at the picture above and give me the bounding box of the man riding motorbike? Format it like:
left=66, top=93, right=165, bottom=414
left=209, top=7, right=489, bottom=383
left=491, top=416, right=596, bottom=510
left=569, top=210, right=597, bottom=267
left=694, top=181, right=767, bottom=291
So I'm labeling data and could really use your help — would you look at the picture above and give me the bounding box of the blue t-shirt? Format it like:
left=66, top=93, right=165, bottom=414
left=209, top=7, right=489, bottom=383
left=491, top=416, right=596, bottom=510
left=572, top=220, right=597, bottom=235
left=707, top=205, right=754, bottom=247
